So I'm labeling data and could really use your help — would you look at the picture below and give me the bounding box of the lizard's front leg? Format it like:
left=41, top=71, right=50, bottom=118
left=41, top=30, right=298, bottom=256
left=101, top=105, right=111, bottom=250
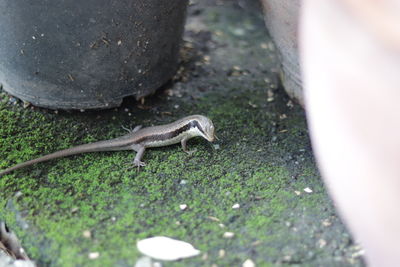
left=181, top=137, right=197, bottom=155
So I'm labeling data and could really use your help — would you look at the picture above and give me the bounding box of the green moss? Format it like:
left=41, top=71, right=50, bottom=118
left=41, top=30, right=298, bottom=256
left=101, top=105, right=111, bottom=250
left=0, top=81, right=357, bottom=265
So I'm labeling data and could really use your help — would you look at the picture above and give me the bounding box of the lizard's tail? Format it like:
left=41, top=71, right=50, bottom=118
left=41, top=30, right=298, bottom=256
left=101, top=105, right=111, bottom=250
left=0, top=139, right=129, bottom=176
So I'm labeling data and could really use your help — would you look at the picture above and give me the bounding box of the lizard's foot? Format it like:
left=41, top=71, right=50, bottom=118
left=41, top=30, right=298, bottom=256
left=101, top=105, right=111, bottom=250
left=121, top=125, right=142, bottom=133
left=133, top=159, right=146, bottom=171
left=184, top=148, right=197, bottom=156
left=122, top=159, right=146, bottom=171
left=121, top=125, right=133, bottom=133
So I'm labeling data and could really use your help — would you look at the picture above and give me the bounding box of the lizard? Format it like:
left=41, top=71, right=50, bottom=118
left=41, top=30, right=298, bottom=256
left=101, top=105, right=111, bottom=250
left=0, top=115, right=215, bottom=176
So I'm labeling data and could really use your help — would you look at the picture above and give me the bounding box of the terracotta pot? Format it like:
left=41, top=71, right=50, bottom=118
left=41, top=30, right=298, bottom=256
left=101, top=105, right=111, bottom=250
left=260, top=0, right=303, bottom=106
left=301, top=0, right=400, bottom=265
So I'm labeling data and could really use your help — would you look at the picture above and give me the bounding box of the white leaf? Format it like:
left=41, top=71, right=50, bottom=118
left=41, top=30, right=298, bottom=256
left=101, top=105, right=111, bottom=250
left=137, top=236, right=200, bottom=261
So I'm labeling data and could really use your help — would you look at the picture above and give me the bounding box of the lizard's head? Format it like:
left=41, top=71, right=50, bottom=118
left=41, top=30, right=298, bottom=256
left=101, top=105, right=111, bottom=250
left=190, top=115, right=216, bottom=142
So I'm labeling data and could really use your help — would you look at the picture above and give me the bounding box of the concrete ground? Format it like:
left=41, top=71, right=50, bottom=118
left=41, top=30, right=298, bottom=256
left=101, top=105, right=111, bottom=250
left=0, top=0, right=365, bottom=266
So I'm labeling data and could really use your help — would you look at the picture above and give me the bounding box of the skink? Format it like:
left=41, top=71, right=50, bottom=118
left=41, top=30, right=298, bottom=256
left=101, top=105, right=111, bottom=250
left=0, top=115, right=215, bottom=176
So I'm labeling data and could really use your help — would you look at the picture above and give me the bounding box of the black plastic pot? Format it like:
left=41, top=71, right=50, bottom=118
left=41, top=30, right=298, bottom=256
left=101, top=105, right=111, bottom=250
left=0, top=0, right=188, bottom=109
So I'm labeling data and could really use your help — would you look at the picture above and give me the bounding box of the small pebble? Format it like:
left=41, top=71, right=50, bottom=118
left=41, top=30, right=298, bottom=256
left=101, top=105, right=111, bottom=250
left=202, top=253, right=208, bottom=260
left=304, top=187, right=313, bottom=193
left=232, top=203, right=240, bottom=209
left=9, top=97, right=17, bottom=104
left=214, top=30, right=223, bottom=36
left=267, top=89, right=274, bottom=102
left=286, top=100, right=294, bottom=108
left=279, top=114, right=287, bottom=120
left=83, top=230, right=91, bottom=238
left=14, top=191, right=23, bottom=198
left=351, top=248, right=365, bottom=258
left=134, top=256, right=152, bottom=267
left=233, top=28, right=245, bottom=36
left=207, top=216, right=220, bottom=222
left=248, top=101, right=257, bottom=108
left=243, top=259, right=255, bottom=267
left=318, top=239, right=327, bottom=248
left=88, top=252, right=100, bottom=259
left=71, top=207, right=79, bottom=213
left=223, top=232, right=235, bottom=238
left=23, top=101, right=30, bottom=108
left=322, top=219, right=332, bottom=227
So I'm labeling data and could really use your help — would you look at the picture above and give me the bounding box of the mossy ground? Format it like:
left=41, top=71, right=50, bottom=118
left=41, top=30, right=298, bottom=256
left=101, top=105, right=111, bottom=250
left=0, top=1, right=364, bottom=266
